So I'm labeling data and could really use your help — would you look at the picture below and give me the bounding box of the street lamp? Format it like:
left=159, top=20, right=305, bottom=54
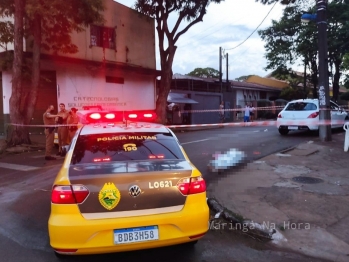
left=301, top=0, right=331, bottom=142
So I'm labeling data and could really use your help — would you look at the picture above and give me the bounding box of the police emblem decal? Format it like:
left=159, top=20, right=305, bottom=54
left=98, top=182, right=121, bottom=210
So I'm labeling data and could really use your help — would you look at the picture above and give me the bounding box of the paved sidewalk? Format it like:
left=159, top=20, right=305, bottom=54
left=208, top=131, right=349, bottom=262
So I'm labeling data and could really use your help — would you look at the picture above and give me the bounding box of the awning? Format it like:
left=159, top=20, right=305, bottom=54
left=167, top=92, right=198, bottom=104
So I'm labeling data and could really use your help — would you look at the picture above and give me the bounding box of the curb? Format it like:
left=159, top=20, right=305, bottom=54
left=207, top=198, right=276, bottom=240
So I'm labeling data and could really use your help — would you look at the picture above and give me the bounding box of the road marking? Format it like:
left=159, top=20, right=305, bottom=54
left=181, top=129, right=269, bottom=145
left=181, top=139, right=211, bottom=145
left=0, top=162, right=40, bottom=171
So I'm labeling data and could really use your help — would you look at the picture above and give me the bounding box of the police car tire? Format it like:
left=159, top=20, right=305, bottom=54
left=183, top=240, right=198, bottom=246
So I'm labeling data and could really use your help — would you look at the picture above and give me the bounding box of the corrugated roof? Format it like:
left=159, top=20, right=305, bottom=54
left=173, top=74, right=281, bottom=92
left=172, top=73, right=280, bottom=91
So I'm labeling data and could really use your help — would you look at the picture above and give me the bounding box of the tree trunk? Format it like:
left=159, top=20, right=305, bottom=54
left=156, top=66, right=172, bottom=124
left=332, top=61, right=341, bottom=102
left=156, top=39, right=176, bottom=124
left=310, top=60, right=318, bottom=98
left=26, top=15, right=41, bottom=126
left=8, top=0, right=30, bottom=147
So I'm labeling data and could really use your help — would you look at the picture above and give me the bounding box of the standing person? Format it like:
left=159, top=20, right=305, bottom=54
left=183, top=104, right=191, bottom=124
left=43, top=105, right=59, bottom=160
left=56, top=103, right=69, bottom=156
left=250, top=103, right=255, bottom=122
left=219, top=101, right=224, bottom=123
left=67, top=108, right=79, bottom=142
left=244, top=103, right=251, bottom=123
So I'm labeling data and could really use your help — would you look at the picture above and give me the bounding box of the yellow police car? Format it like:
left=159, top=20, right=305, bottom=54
left=48, top=109, right=209, bottom=257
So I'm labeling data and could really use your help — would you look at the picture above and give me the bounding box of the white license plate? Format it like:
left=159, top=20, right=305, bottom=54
left=114, top=226, right=159, bottom=244
left=288, top=126, right=298, bottom=130
left=54, top=139, right=58, bottom=144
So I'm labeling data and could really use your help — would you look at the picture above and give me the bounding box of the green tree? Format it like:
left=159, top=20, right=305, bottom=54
left=134, top=0, right=225, bottom=124
left=187, top=67, right=220, bottom=78
left=0, top=21, right=13, bottom=50
left=279, top=86, right=307, bottom=100
left=341, top=53, right=349, bottom=89
left=340, top=91, right=349, bottom=100
left=327, top=0, right=349, bottom=102
left=255, top=0, right=299, bottom=4
left=235, top=75, right=254, bottom=81
left=0, top=0, right=104, bottom=146
left=259, top=0, right=349, bottom=102
left=258, top=3, right=319, bottom=97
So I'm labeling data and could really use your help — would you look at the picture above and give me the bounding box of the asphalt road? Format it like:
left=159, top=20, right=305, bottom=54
left=0, top=126, right=330, bottom=262
left=175, top=126, right=319, bottom=185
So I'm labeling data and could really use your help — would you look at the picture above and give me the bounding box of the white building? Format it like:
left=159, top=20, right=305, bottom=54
left=0, top=0, right=160, bottom=134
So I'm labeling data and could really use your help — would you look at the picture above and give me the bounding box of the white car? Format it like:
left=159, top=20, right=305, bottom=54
left=276, top=99, right=349, bottom=135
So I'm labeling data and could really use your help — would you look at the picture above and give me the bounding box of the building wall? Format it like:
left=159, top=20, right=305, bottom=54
left=192, top=92, right=221, bottom=124
left=0, top=0, right=157, bottom=134
left=235, top=89, right=279, bottom=107
left=246, top=75, right=288, bottom=89
left=168, top=90, right=223, bottom=125
left=26, top=0, right=156, bottom=70
left=1, top=71, right=12, bottom=114
left=53, top=63, right=156, bottom=111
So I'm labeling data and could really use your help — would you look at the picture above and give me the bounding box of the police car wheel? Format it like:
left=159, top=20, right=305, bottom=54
left=183, top=240, right=198, bottom=246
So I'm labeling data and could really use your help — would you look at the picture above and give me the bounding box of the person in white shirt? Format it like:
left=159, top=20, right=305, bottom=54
left=219, top=101, right=224, bottom=123
left=250, top=103, right=255, bottom=122
left=244, top=104, right=251, bottom=123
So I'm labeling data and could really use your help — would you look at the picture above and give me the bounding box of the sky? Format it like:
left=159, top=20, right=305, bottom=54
left=116, top=0, right=303, bottom=80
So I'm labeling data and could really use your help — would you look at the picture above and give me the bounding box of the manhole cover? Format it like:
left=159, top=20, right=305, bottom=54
left=291, top=176, right=324, bottom=184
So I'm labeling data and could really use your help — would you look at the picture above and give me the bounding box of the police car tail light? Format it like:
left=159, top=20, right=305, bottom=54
left=177, top=176, right=206, bottom=195
left=51, top=185, right=89, bottom=204
left=278, top=114, right=282, bottom=118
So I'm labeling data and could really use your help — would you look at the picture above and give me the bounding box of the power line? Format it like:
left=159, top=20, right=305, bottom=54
left=177, top=14, right=249, bottom=50
left=225, top=1, right=278, bottom=51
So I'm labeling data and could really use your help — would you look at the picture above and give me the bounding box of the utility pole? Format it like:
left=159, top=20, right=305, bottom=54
left=317, top=0, right=331, bottom=141
left=226, top=53, right=229, bottom=91
left=219, top=47, right=222, bottom=93
left=303, top=60, right=307, bottom=98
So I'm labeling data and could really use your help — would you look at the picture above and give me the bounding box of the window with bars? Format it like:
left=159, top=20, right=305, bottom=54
left=90, top=25, right=116, bottom=49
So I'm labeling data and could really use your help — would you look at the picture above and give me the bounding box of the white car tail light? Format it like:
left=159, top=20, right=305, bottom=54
left=308, top=112, right=319, bottom=118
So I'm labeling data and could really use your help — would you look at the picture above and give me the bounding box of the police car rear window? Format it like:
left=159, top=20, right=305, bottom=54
left=71, top=132, right=185, bottom=164
left=285, top=102, right=317, bottom=111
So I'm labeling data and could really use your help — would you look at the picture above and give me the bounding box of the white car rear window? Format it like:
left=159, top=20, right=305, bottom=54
left=285, top=102, right=317, bottom=111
